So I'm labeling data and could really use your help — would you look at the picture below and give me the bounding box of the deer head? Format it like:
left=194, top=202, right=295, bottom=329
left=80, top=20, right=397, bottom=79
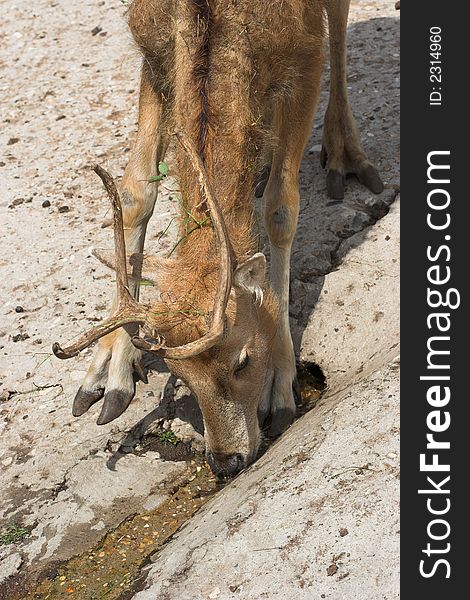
left=53, top=133, right=279, bottom=479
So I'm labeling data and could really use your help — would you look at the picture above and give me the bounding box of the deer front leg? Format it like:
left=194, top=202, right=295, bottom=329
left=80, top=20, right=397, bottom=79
left=262, top=172, right=301, bottom=438
left=322, top=0, right=383, bottom=199
left=74, top=67, right=168, bottom=425
left=261, top=69, right=322, bottom=437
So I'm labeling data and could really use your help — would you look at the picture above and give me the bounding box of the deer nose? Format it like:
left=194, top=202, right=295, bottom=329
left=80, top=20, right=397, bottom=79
left=206, top=452, right=246, bottom=480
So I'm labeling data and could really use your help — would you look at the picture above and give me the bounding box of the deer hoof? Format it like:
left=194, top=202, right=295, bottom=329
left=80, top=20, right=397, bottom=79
left=357, top=163, right=384, bottom=195
left=268, top=406, right=295, bottom=438
left=320, top=145, right=328, bottom=169
left=133, top=359, right=148, bottom=384
left=96, top=390, right=134, bottom=425
left=72, top=387, right=104, bottom=417
left=326, top=169, right=345, bottom=200
left=292, top=377, right=302, bottom=405
left=254, top=165, right=270, bottom=198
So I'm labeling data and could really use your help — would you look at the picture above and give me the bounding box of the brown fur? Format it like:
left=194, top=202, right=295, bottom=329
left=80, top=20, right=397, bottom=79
left=127, top=0, right=324, bottom=346
left=75, top=0, right=382, bottom=474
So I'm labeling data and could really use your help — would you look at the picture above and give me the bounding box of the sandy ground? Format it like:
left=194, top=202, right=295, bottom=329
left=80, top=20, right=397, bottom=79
left=0, top=0, right=399, bottom=597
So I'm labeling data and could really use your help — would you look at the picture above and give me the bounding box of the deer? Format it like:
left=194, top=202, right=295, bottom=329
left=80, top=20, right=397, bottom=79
left=53, top=0, right=383, bottom=480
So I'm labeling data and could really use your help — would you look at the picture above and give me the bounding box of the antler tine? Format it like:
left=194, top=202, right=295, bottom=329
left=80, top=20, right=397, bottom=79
left=54, top=140, right=233, bottom=361
left=131, top=130, right=233, bottom=359
left=52, top=311, right=148, bottom=359
left=93, top=165, right=130, bottom=297
left=52, top=166, right=150, bottom=360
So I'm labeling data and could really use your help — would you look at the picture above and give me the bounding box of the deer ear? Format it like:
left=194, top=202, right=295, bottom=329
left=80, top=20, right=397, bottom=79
left=233, top=252, right=267, bottom=305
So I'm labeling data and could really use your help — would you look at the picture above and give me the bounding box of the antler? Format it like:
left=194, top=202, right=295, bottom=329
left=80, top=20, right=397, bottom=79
left=52, top=132, right=233, bottom=361
left=52, top=166, right=149, bottom=359
left=132, top=131, right=233, bottom=358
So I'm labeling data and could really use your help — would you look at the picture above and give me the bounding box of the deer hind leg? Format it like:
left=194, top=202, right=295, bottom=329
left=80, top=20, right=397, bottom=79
left=260, top=66, right=323, bottom=437
left=74, top=67, right=168, bottom=425
left=321, top=0, right=383, bottom=199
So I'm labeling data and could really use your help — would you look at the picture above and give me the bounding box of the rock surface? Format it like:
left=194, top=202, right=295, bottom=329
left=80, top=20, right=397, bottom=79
left=136, top=363, right=400, bottom=600
left=133, top=202, right=400, bottom=600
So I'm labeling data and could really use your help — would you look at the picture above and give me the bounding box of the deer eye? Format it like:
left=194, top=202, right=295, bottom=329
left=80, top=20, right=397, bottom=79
left=235, top=349, right=250, bottom=373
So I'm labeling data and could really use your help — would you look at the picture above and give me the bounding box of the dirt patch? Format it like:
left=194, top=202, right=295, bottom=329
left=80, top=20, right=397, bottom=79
left=297, top=361, right=327, bottom=412
left=136, top=431, right=195, bottom=463
left=10, top=462, right=220, bottom=600
left=2, top=366, right=327, bottom=599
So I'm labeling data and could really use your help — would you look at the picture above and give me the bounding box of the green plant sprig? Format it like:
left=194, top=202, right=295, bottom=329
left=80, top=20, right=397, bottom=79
left=0, top=524, right=31, bottom=546
left=148, top=161, right=169, bottom=183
